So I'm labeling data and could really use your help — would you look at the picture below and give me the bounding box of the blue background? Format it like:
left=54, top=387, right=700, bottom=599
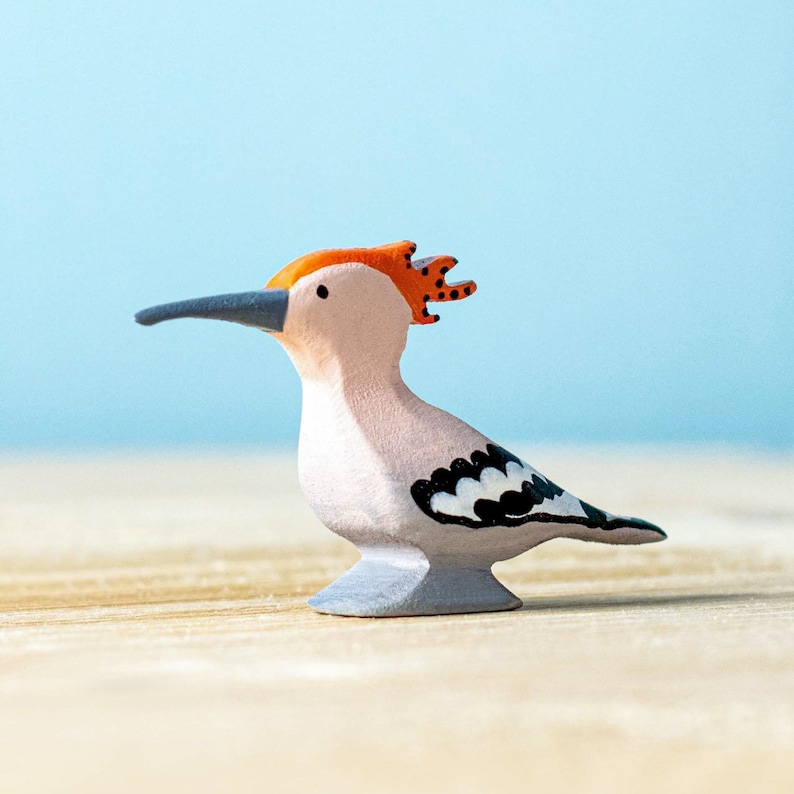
left=1, top=1, right=792, bottom=450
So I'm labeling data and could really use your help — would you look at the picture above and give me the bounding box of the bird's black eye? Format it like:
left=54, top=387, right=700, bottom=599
left=316, top=285, right=329, bottom=299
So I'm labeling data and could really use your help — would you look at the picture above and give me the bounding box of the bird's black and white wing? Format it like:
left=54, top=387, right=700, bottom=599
left=410, top=444, right=664, bottom=536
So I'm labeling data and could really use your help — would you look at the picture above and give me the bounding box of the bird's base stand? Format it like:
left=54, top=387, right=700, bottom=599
left=308, top=548, right=522, bottom=617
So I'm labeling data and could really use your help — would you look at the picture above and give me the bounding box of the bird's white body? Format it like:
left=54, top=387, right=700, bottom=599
left=137, top=242, right=666, bottom=617
left=274, top=262, right=664, bottom=615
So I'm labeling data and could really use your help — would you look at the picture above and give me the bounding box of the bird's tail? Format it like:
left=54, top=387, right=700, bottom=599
left=558, top=500, right=666, bottom=546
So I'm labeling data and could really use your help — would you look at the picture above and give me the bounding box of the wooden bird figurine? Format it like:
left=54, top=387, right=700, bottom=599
left=136, top=241, right=666, bottom=617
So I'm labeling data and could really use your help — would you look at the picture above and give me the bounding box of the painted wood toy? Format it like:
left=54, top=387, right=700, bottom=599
left=135, top=241, right=666, bottom=617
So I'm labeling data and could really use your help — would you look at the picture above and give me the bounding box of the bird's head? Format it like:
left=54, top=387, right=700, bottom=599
left=135, top=241, right=476, bottom=377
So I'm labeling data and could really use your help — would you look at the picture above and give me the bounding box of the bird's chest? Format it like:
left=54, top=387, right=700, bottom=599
left=295, top=383, right=410, bottom=539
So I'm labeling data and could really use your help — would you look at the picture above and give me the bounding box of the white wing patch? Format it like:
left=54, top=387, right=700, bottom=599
left=429, top=459, right=588, bottom=522
left=430, top=460, right=527, bottom=520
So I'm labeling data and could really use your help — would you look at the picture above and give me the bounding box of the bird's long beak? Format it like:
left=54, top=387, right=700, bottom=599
left=134, top=289, right=289, bottom=332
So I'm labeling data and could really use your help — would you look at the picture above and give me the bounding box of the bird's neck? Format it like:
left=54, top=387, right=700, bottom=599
left=279, top=331, right=407, bottom=393
left=289, top=343, right=424, bottom=437
left=278, top=330, right=430, bottom=453
left=300, top=353, right=410, bottom=405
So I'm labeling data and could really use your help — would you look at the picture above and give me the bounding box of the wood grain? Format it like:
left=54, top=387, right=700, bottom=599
left=1, top=448, right=792, bottom=793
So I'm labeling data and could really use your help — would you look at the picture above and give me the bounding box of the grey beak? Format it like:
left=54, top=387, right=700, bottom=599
left=134, top=289, right=289, bottom=332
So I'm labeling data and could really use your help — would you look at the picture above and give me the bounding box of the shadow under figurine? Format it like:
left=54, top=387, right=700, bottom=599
left=136, top=241, right=666, bottom=617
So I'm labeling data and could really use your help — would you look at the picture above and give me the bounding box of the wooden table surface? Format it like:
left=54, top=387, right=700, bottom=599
left=1, top=447, right=792, bottom=793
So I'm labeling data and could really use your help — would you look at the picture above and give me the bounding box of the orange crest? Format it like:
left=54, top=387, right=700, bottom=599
left=265, top=241, right=477, bottom=324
